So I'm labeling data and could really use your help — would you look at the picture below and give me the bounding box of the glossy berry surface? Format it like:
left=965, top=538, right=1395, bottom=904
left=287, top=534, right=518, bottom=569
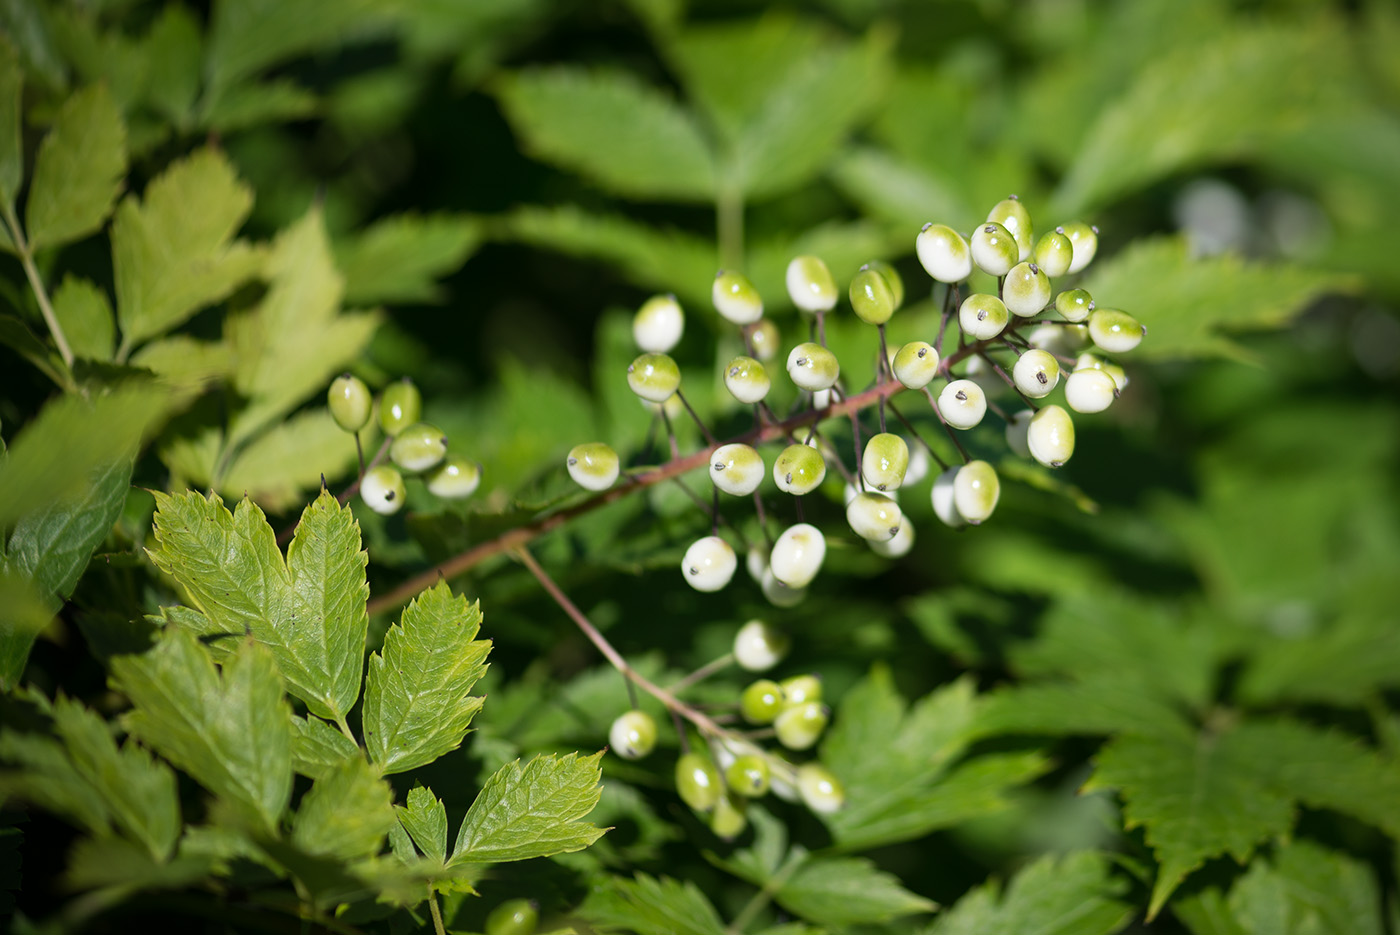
left=773, top=443, right=827, bottom=495
left=748, top=318, right=780, bottom=361
left=1055, top=288, right=1094, bottom=322
left=710, top=792, right=747, bottom=839
left=862, top=432, right=910, bottom=491
left=724, top=355, right=771, bottom=404
left=1065, top=367, right=1117, bottom=413
left=713, top=269, right=763, bottom=324
left=733, top=620, right=790, bottom=671
left=870, top=516, right=915, bottom=557
left=867, top=260, right=905, bottom=309
left=971, top=221, right=1018, bottom=276
left=938, top=379, right=988, bottom=430
left=849, top=265, right=896, bottom=325
left=627, top=353, right=681, bottom=403
left=425, top=455, right=481, bottom=499
left=361, top=465, right=407, bottom=515
left=741, top=679, right=785, bottom=723
left=917, top=223, right=973, bottom=283
left=774, top=701, right=829, bottom=750
left=486, top=899, right=539, bottom=935
left=931, top=466, right=967, bottom=528
left=609, top=710, right=658, bottom=760
left=726, top=754, right=771, bottom=797
left=780, top=673, right=823, bottom=707
left=1034, top=229, right=1074, bottom=277
left=846, top=491, right=902, bottom=541
left=797, top=763, right=845, bottom=814
left=1076, top=352, right=1128, bottom=391
left=769, top=523, right=826, bottom=588
left=1012, top=348, right=1061, bottom=397
left=959, top=293, right=1009, bottom=341
left=633, top=294, right=684, bottom=353
left=893, top=341, right=939, bottom=388
left=1003, top=261, right=1051, bottom=317
left=953, top=460, right=1000, bottom=524
left=378, top=379, right=422, bottom=436
left=1005, top=409, right=1033, bottom=458
left=675, top=752, right=722, bottom=811
left=328, top=374, right=371, bottom=432
left=786, top=342, right=840, bottom=391
left=1088, top=308, right=1145, bottom=354
left=390, top=422, right=448, bottom=473
left=988, top=195, right=1033, bottom=261
left=567, top=442, right=620, bottom=491
left=1061, top=221, right=1099, bottom=273
left=1028, top=404, right=1075, bottom=467
left=786, top=255, right=838, bottom=313
left=709, top=443, right=764, bottom=496
left=681, top=535, right=737, bottom=592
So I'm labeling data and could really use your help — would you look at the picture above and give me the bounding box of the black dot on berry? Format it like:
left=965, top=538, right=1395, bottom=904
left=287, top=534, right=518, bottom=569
left=955, top=391, right=967, bottom=401
left=1056, top=225, right=1065, bottom=233
left=785, top=472, right=793, bottom=484
left=385, top=491, right=395, bottom=501
left=1037, top=372, right=1048, bottom=384
left=984, top=225, right=995, bottom=233
left=920, top=222, right=932, bottom=231
left=714, top=462, right=725, bottom=470
left=977, top=310, right=987, bottom=321
left=796, top=357, right=807, bottom=366
left=1029, top=263, right=1039, bottom=275
left=917, top=348, right=927, bottom=357
left=568, top=458, right=577, bottom=466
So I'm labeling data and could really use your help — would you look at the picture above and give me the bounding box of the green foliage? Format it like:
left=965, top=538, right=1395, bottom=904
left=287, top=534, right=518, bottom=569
left=925, top=851, right=1134, bottom=935
left=24, top=83, right=126, bottom=251
left=451, top=752, right=606, bottom=864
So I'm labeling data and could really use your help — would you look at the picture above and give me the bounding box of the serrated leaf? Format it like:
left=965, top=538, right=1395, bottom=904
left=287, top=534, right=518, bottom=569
left=829, top=146, right=971, bottom=231
left=398, top=785, right=447, bottom=864
left=1237, top=616, right=1400, bottom=708
left=0, top=36, right=22, bottom=210
left=978, top=679, right=1192, bottom=740
left=141, top=5, right=201, bottom=125
left=0, top=314, right=62, bottom=378
left=146, top=490, right=368, bottom=722
left=129, top=336, right=235, bottom=389
left=291, top=714, right=360, bottom=780
left=111, top=629, right=293, bottom=832
left=495, top=68, right=717, bottom=201
left=64, top=836, right=215, bottom=894
left=292, top=756, right=395, bottom=860
left=450, top=752, right=605, bottom=864
left=337, top=212, right=483, bottom=305
left=202, top=78, right=318, bottom=132
left=777, top=856, right=935, bottom=925
left=5, top=457, right=131, bottom=600
left=1227, top=840, right=1382, bottom=935
left=0, top=727, right=109, bottom=834
left=24, top=84, right=127, bottom=251
left=925, top=851, right=1134, bottom=935
left=1082, top=237, right=1351, bottom=361
left=0, top=567, right=58, bottom=691
left=218, top=410, right=360, bottom=512
left=111, top=147, right=260, bottom=353
left=51, top=276, right=115, bottom=360
left=364, top=581, right=490, bottom=775
left=580, top=873, right=727, bottom=935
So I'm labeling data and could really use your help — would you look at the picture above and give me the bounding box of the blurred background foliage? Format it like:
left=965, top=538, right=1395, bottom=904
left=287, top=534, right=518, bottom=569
left=1, top=0, right=1399, bottom=931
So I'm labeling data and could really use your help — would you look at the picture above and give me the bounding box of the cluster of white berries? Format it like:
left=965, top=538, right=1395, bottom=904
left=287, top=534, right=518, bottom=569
left=566, top=196, right=1144, bottom=601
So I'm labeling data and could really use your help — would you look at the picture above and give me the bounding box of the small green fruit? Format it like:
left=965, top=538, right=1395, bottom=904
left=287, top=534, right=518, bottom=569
left=1003, top=261, right=1051, bottom=317
left=786, top=255, right=838, bottom=313
left=988, top=195, right=1033, bottom=261
left=1055, top=288, right=1094, bottom=322
left=953, top=460, right=1000, bottom=524
left=328, top=374, right=371, bottom=432
left=971, top=221, right=1018, bottom=276
left=486, top=899, right=539, bottom=935
left=567, top=442, right=620, bottom=491
left=774, top=701, right=828, bottom=750
left=869, top=515, right=915, bottom=558
left=627, top=353, right=681, bottom=403
left=633, top=294, right=684, bottom=353
left=710, top=792, right=748, bottom=840
left=846, top=491, right=902, bottom=541
left=714, top=270, right=763, bottom=324
left=676, top=752, right=722, bottom=811
left=769, top=523, right=826, bottom=589
left=773, top=443, right=827, bottom=495
left=1061, top=221, right=1099, bottom=273
left=780, top=673, right=822, bottom=707
left=1088, top=308, right=1145, bottom=354
left=916, top=223, right=973, bottom=283
left=425, top=455, right=481, bottom=499
left=709, top=443, right=764, bottom=496
left=1011, top=349, right=1060, bottom=398
left=378, top=379, right=421, bottom=436
left=959, top=293, right=1009, bottom=341
left=866, top=260, right=905, bottom=310
left=1065, top=367, right=1117, bottom=413
left=849, top=265, right=896, bottom=324
left=1034, top=229, right=1074, bottom=277
left=749, top=319, right=780, bottom=361
left=1027, top=404, right=1075, bottom=467
left=741, top=679, right=785, bottom=724
left=724, top=355, right=771, bottom=404
left=786, top=342, right=840, bottom=391
left=796, top=763, right=845, bottom=814
left=862, top=433, right=910, bottom=491
left=609, top=710, right=658, bottom=760
left=734, top=620, right=790, bottom=671
left=361, top=465, right=407, bottom=515
left=726, top=754, right=771, bottom=797
left=390, top=422, right=448, bottom=473
left=893, top=341, right=939, bottom=388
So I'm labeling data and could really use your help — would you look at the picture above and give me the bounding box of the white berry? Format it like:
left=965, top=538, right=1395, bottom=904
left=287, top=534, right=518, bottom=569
left=1088, top=308, right=1145, bottom=354
left=567, top=442, right=620, bottom=491
left=938, top=379, right=987, bottom=429
left=770, top=523, right=826, bottom=588
left=916, top=223, right=973, bottom=282
left=681, top=536, right=737, bottom=592
left=1012, top=349, right=1060, bottom=397
left=785, top=255, right=838, bottom=313
left=1065, top=368, right=1117, bottom=413
left=733, top=620, right=790, bottom=671
left=724, top=355, right=771, bottom=404
left=713, top=270, right=763, bottom=324
left=633, top=294, right=684, bottom=353
left=609, top=710, right=657, bottom=759
left=846, top=491, right=902, bottom=541
left=1028, top=404, right=1075, bottom=467
left=361, top=465, right=407, bottom=515
left=862, top=432, right=909, bottom=491
left=1062, top=221, right=1099, bottom=274
left=959, top=293, right=1008, bottom=341
left=869, top=515, right=915, bottom=557
left=971, top=222, right=1018, bottom=277
left=931, top=466, right=966, bottom=528
left=1002, top=261, right=1051, bottom=317
left=709, top=443, right=764, bottom=496
left=953, top=460, right=999, bottom=524
left=786, top=342, right=840, bottom=391
left=893, top=341, right=939, bottom=388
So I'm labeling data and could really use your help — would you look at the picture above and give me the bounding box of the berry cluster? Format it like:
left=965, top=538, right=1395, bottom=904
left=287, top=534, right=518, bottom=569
left=607, top=621, right=844, bottom=840
left=566, top=197, right=1143, bottom=601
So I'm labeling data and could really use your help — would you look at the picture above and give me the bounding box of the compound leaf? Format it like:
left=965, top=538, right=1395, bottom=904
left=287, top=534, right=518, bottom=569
left=925, top=851, right=1134, bottom=935
left=337, top=212, right=482, bottom=305
left=363, top=581, right=490, bottom=775
left=291, top=714, right=360, bottom=780
left=5, top=457, right=131, bottom=600
left=0, top=568, right=57, bottom=691
left=291, top=756, right=395, bottom=860
left=450, top=752, right=605, bottom=864
left=581, top=872, right=727, bottom=935
left=1197, top=840, right=1382, bottom=935
left=218, top=409, right=360, bottom=513
left=0, top=726, right=110, bottom=835
left=25, top=83, right=127, bottom=251
left=51, top=276, right=115, bottom=360
left=0, top=37, right=23, bottom=212
left=111, top=629, right=293, bottom=833
left=777, top=855, right=935, bottom=925
left=397, top=785, right=448, bottom=864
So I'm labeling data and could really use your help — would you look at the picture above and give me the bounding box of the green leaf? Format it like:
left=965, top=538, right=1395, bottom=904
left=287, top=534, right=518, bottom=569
left=0, top=567, right=57, bottom=691
left=1208, top=840, right=1382, bottom=935
left=495, top=67, right=717, bottom=202
left=291, top=714, right=360, bottom=780
left=5, top=456, right=130, bottom=600
left=336, top=212, right=483, bottom=305
left=397, top=785, right=447, bottom=864
left=49, top=694, right=180, bottom=860
left=0, top=727, right=109, bottom=834
left=1081, top=237, right=1352, bottom=361
left=978, top=679, right=1192, bottom=740
left=925, top=851, right=1134, bottom=935
left=24, top=83, right=127, bottom=251
left=292, top=756, right=395, bottom=860
left=111, top=147, right=260, bottom=352
left=202, top=78, right=318, bottom=133
left=828, top=146, right=973, bottom=232
left=146, top=490, right=368, bottom=723
left=777, top=855, right=935, bottom=925
left=218, top=410, right=360, bottom=512
left=141, top=5, right=201, bottom=125
left=64, top=836, right=215, bottom=894
left=580, top=873, right=727, bottom=935
left=129, top=336, right=236, bottom=389
left=363, top=581, right=490, bottom=775
left=0, top=35, right=22, bottom=210
left=51, top=276, right=115, bottom=360
left=0, top=313, right=62, bottom=378
left=450, top=752, right=606, bottom=864
left=110, top=629, right=293, bottom=832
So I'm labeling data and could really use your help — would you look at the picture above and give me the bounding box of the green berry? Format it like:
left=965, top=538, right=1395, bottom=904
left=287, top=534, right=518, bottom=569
left=862, top=432, right=909, bottom=491
left=634, top=294, right=684, bottom=353
left=774, top=701, right=828, bottom=750
left=328, top=374, right=371, bottom=433
left=627, top=352, right=681, bottom=403
left=796, top=763, right=845, bottom=814
left=938, top=379, right=987, bottom=430
left=1087, top=308, right=1145, bottom=354
left=609, top=710, right=658, bottom=760
left=676, top=752, right=722, bottom=811
left=953, top=460, right=1000, bottom=524
left=786, top=255, right=838, bottom=314
left=1011, top=349, right=1060, bottom=398
left=724, top=355, right=771, bottom=404
left=709, top=443, right=764, bottom=496
left=378, top=379, right=421, bottom=436
left=1074, top=352, right=1128, bottom=391
left=734, top=620, right=790, bottom=671
left=710, top=791, right=747, bottom=840
left=486, top=899, right=539, bottom=935
left=682, top=535, right=737, bottom=592
left=917, top=223, right=973, bottom=283
left=869, top=515, right=915, bottom=558
left=780, top=673, right=822, bottom=707
left=971, top=221, right=1019, bottom=276
left=1061, top=221, right=1099, bottom=274
left=1034, top=229, right=1074, bottom=277
left=959, top=293, right=1009, bottom=341
left=849, top=265, right=896, bottom=325
left=773, top=443, right=826, bottom=495
left=361, top=465, right=406, bottom=515
left=866, top=260, right=904, bottom=310
left=1003, top=261, right=1052, bottom=317
left=741, top=679, right=785, bottom=724
left=786, top=342, right=840, bottom=391
left=1027, top=404, right=1075, bottom=467
left=846, top=491, right=902, bottom=541
left=1055, top=288, right=1094, bottom=322
left=769, top=523, right=826, bottom=589
left=988, top=195, right=1033, bottom=261
left=1065, top=367, right=1117, bottom=413
left=726, top=754, right=771, bottom=797
left=425, top=455, right=481, bottom=499
left=893, top=341, right=939, bottom=388
left=749, top=319, right=780, bottom=361
left=390, top=422, right=448, bottom=473
left=567, top=442, right=620, bottom=491
left=931, top=466, right=967, bottom=528
left=714, top=270, right=763, bottom=324
left=1027, top=321, right=1089, bottom=357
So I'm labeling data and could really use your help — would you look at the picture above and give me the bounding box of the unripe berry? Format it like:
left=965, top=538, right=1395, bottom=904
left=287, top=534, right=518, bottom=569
left=1088, top=308, right=1145, bottom=354
left=1065, top=367, right=1117, bottom=413
left=869, top=515, right=915, bottom=558
left=938, top=379, right=987, bottom=430
left=361, top=465, right=406, bottom=515
left=734, top=620, right=789, bottom=671
left=567, top=442, right=620, bottom=491
left=963, top=355, right=1003, bottom=399
left=390, top=422, right=448, bottom=473
left=959, top=293, right=1009, bottom=341
left=1005, top=409, right=1033, bottom=458
left=917, top=223, right=972, bottom=282
left=328, top=374, right=371, bottom=432
left=1028, top=322, right=1088, bottom=358
left=1003, top=261, right=1052, bottom=317
left=379, top=379, right=421, bottom=436
left=846, top=491, right=902, bottom=541
left=774, top=701, right=828, bottom=750
left=1075, top=352, right=1128, bottom=391
left=682, top=536, right=737, bottom=592
left=726, top=754, right=771, bottom=797
left=988, top=196, right=1033, bottom=261
left=425, top=455, right=481, bottom=499
left=627, top=353, right=681, bottom=403
left=749, top=319, right=780, bottom=361
left=1012, top=349, right=1061, bottom=397
left=724, top=355, right=771, bottom=404
left=486, top=899, right=539, bottom=935
left=797, top=763, right=845, bottom=814
left=633, top=294, right=684, bottom=353
left=1034, top=229, right=1074, bottom=277
left=892, top=341, right=939, bottom=389
left=1061, top=221, right=1099, bottom=274
left=770, top=523, right=826, bottom=588
left=761, top=568, right=808, bottom=607
left=709, top=443, right=764, bottom=496
left=741, top=679, right=785, bottom=723
left=953, top=460, right=1000, bottom=524
left=971, top=221, right=1018, bottom=277
left=609, top=710, right=658, bottom=760
left=713, top=269, right=763, bottom=324
left=780, top=674, right=823, bottom=707
left=773, top=443, right=826, bottom=495
left=710, top=792, right=747, bottom=840
left=866, top=260, right=904, bottom=310
left=862, top=432, right=909, bottom=491
left=849, top=265, right=896, bottom=325
left=786, top=255, right=838, bottom=313
left=1055, top=288, right=1094, bottom=322
left=904, top=443, right=930, bottom=486
left=786, top=342, right=840, bottom=391
left=931, top=466, right=967, bottom=528
left=676, top=752, right=722, bottom=811
left=1028, top=404, right=1075, bottom=467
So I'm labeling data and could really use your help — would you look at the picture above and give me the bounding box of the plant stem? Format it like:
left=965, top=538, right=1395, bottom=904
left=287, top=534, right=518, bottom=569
left=725, top=855, right=805, bottom=935
left=668, top=653, right=735, bottom=693
left=428, top=889, right=447, bottom=935
left=1, top=201, right=77, bottom=385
